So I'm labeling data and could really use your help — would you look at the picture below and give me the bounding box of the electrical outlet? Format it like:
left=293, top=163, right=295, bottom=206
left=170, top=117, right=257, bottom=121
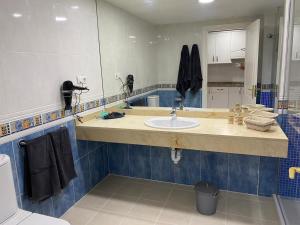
left=77, top=75, right=87, bottom=84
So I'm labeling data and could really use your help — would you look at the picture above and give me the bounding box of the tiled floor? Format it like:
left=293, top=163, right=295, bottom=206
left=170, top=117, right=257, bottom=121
left=61, top=175, right=280, bottom=225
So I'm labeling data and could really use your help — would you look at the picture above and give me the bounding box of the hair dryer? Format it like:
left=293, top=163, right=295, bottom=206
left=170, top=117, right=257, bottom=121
left=62, top=80, right=89, bottom=110
left=126, top=75, right=134, bottom=94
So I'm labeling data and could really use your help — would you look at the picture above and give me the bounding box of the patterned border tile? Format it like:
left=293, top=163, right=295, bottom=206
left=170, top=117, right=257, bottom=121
left=0, top=83, right=177, bottom=138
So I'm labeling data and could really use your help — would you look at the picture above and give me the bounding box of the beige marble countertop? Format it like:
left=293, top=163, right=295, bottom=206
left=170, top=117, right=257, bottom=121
left=76, top=113, right=288, bottom=158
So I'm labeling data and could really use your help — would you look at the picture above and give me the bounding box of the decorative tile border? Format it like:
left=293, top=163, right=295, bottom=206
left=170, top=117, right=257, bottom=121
left=0, top=84, right=174, bottom=138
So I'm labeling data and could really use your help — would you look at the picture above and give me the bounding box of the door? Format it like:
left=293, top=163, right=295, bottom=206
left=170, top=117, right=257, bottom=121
left=292, top=25, right=300, bottom=60
left=243, top=19, right=260, bottom=105
left=207, top=33, right=216, bottom=64
left=230, top=30, right=246, bottom=59
left=215, top=32, right=231, bottom=63
left=228, top=87, right=243, bottom=108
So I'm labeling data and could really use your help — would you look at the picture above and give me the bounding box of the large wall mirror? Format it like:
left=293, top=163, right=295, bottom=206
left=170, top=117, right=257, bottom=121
left=96, top=0, right=288, bottom=110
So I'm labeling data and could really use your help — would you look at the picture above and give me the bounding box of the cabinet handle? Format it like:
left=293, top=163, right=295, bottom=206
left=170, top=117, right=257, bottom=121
left=216, top=56, right=219, bottom=62
left=297, top=52, right=299, bottom=59
left=213, top=56, right=215, bottom=62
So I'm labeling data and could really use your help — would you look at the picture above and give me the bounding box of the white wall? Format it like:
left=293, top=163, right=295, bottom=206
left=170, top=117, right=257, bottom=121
left=207, top=64, right=244, bottom=82
left=98, top=0, right=158, bottom=97
left=0, top=0, right=102, bottom=122
left=156, top=23, right=202, bottom=84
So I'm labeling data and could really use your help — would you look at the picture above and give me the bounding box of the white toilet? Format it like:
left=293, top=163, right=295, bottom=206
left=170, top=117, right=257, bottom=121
left=0, top=154, right=70, bottom=225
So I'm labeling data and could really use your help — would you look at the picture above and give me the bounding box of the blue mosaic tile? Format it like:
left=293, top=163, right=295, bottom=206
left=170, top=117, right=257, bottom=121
left=258, top=157, right=279, bottom=196
left=128, top=145, right=151, bottom=179
left=183, top=90, right=202, bottom=108
left=150, top=147, right=174, bottom=182
left=108, top=143, right=129, bottom=176
left=229, top=154, right=259, bottom=195
left=66, top=120, right=79, bottom=161
left=73, top=155, right=91, bottom=201
left=201, top=152, right=229, bottom=190
left=21, top=194, right=54, bottom=216
left=89, top=145, right=109, bottom=187
left=173, top=149, right=201, bottom=185
left=77, top=140, right=89, bottom=159
left=52, top=182, right=75, bottom=217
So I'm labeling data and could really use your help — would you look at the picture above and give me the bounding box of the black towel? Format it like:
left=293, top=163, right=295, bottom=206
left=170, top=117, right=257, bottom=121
left=49, top=127, right=77, bottom=189
left=176, top=45, right=191, bottom=98
left=24, top=135, right=61, bottom=202
left=190, top=44, right=203, bottom=93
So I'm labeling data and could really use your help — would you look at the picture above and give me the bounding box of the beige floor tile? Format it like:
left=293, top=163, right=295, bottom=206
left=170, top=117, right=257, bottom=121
left=167, top=189, right=196, bottom=209
left=87, top=211, right=124, bottom=225
left=141, top=186, right=172, bottom=202
left=76, top=189, right=112, bottom=211
left=61, top=206, right=97, bottom=225
left=115, top=181, right=147, bottom=197
left=227, top=214, right=261, bottom=225
left=121, top=217, right=155, bottom=225
left=128, top=199, right=164, bottom=221
left=217, top=193, right=227, bottom=213
left=172, top=184, right=194, bottom=192
left=189, top=212, right=227, bottom=225
left=102, top=194, right=138, bottom=215
left=228, top=197, right=261, bottom=218
left=157, top=204, right=196, bottom=225
left=256, top=201, right=279, bottom=222
left=143, top=180, right=174, bottom=190
left=94, top=177, right=123, bottom=194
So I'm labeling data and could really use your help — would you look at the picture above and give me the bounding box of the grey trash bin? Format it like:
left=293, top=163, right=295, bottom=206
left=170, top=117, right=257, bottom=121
left=194, top=182, right=219, bottom=215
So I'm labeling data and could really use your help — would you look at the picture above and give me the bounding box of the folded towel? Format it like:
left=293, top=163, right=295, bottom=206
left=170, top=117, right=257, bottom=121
left=24, top=135, right=61, bottom=202
left=176, top=45, right=191, bottom=98
left=49, top=127, right=77, bottom=189
left=190, top=44, right=203, bottom=93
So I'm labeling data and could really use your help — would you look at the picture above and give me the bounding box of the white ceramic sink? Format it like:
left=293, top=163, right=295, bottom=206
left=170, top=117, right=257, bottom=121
left=144, top=117, right=200, bottom=129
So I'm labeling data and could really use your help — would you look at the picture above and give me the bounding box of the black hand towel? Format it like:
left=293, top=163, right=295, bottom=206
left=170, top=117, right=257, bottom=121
left=49, top=127, right=77, bottom=189
left=24, top=135, right=61, bottom=202
left=190, top=44, right=203, bottom=93
left=176, top=45, right=191, bottom=98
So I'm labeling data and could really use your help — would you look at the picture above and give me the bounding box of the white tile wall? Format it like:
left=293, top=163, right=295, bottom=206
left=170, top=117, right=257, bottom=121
left=98, top=0, right=158, bottom=97
left=0, top=0, right=102, bottom=122
left=156, top=23, right=203, bottom=84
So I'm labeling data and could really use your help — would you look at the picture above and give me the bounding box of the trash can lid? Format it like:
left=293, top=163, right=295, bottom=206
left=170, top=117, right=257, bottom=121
left=195, top=182, right=219, bottom=196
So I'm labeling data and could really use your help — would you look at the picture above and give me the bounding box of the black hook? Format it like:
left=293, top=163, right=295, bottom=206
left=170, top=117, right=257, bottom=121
left=18, top=140, right=27, bottom=148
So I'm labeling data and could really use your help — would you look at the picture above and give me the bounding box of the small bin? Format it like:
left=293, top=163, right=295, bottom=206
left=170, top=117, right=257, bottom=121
left=194, top=182, right=219, bottom=215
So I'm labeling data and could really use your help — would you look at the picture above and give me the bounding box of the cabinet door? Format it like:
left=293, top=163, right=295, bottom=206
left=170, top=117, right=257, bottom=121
left=207, top=33, right=216, bottom=64
left=215, top=32, right=231, bottom=64
left=292, top=25, right=300, bottom=60
left=230, top=30, right=246, bottom=59
left=210, top=87, right=229, bottom=108
left=228, top=87, right=243, bottom=108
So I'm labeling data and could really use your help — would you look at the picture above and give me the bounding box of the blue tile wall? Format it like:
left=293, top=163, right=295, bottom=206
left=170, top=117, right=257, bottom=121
left=106, top=143, right=279, bottom=196
left=260, top=91, right=274, bottom=108
left=130, top=90, right=202, bottom=108
left=278, top=114, right=300, bottom=198
left=0, top=120, right=109, bottom=218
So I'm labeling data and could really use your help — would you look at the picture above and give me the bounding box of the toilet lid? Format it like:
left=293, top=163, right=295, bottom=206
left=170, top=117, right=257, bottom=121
left=19, top=214, right=70, bottom=225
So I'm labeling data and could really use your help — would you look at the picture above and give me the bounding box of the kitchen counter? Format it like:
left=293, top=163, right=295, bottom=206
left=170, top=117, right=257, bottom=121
left=76, top=108, right=288, bottom=158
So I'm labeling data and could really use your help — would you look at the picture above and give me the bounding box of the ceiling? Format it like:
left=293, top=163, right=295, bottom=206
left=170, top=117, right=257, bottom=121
left=105, top=0, right=284, bottom=25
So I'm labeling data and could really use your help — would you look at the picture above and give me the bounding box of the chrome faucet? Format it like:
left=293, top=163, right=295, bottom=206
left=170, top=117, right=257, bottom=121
left=170, top=106, right=177, bottom=120
left=175, top=97, right=184, bottom=110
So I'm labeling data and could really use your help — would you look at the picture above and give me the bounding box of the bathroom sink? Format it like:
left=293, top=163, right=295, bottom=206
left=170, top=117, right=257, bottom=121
left=144, top=117, right=200, bottom=129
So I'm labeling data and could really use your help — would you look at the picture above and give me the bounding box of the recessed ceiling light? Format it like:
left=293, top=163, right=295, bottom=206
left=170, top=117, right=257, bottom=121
left=55, top=16, right=67, bottom=22
left=198, top=0, right=215, bottom=4
left=12, top=13, right=23, bottom=18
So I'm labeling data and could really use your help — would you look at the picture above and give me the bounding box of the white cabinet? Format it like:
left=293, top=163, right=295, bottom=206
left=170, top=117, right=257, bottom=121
left=207, top=30, right=246, bottom=64
left=292, top=25, right=300, bottom=60
left=230, top=30, right=246, bottom=59
left=208, top=87, right=243, bottom=108
left=228, top=87, right=243, bottom=108
left=208, top=87, right=229, bottom=108
left=207, top=32, right=231, bottom=64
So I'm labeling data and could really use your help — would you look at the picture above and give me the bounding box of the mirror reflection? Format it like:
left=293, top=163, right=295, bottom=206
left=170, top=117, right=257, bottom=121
left=97, top=0, right=284, bottom=110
